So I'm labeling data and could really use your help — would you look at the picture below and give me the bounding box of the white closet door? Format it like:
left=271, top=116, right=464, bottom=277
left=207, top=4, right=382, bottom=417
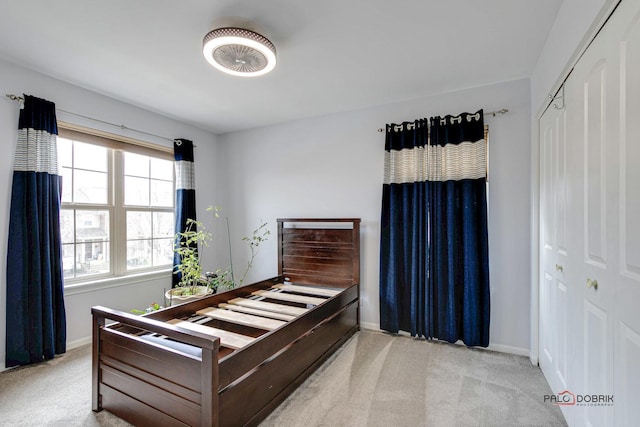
left=539, top=1, right=640, bottom=425
left=611, top=2, right=640, bottom=425
left=569, top=19, right=617, bottom=424
left=570, top=1, right=640, bottom=425
left=539, top=100, right=572, bottom=403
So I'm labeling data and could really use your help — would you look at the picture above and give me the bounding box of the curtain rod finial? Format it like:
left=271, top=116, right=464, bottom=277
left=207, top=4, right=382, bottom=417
left=5, top=93, right=24, bottom=102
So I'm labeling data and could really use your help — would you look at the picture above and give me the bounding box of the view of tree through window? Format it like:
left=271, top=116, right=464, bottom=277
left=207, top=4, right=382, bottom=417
left=58, top=133, right=174, bottom=282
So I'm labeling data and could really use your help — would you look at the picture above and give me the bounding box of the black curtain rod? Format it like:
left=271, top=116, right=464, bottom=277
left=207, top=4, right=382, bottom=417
left=5, top=93, right=179, bottom=144
left=377, top=108, right=509, bottom=132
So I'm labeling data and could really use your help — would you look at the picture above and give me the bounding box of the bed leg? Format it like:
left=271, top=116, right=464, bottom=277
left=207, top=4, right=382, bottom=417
left=201, top=343, right=220, bottom=427
left=92, top=313, right=105, bottom=412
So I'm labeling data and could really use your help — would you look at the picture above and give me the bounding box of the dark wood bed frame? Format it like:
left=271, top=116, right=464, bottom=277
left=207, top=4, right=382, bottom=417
left=92, top=218, right=360, bottom=426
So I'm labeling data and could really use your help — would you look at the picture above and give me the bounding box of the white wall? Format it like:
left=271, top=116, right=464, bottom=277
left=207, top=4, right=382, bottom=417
left=218, top=78, right=532, bottom=355
left=0, top=58, right=220, bottom=370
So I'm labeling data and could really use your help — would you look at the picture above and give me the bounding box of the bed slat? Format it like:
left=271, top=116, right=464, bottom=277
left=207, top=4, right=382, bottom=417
left=167, top=319, right=254, bottom=350
left=218, top=303, right=296, bottom=321
left=227, top=297, right=308, bottom=317
left=251, top=290, right=326, bottom=306
left=272, top=283, right=341, bottom=297
left=196, top=307, right=286, bottom=331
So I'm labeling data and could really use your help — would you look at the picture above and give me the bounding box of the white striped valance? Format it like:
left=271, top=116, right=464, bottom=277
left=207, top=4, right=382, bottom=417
left=384, top=139, right=486, bottom=184
left=13, top=128, right=59, bottom=175
left=175, top=160, right=195, bottom=190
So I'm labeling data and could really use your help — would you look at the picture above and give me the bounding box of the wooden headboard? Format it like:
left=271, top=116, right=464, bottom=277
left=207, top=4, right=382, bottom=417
left=277, top=218, right=361, bottom=289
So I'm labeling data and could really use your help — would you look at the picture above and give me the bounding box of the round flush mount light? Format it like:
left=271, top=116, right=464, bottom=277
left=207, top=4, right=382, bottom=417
left=202, top=27, right=277, bottom=77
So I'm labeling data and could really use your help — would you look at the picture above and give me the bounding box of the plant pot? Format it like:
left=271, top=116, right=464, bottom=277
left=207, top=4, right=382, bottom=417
left=165, top=285, right=213, bottom=306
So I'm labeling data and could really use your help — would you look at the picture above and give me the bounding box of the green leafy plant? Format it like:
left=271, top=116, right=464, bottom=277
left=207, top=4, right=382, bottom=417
left=206, top=220, right=270, bottom=291
left=238, top=221, right=270, bottom=286
left=131, top=302, right=163, bottom=315
left=172, top=206, right=270, bottom=297
left=172, top=206, right=219, bottom=296
left=207, top=267, right=235, bottom=293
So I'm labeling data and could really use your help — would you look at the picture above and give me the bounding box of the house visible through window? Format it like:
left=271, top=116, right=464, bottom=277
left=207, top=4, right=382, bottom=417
left=58, top=127, right=174, bottom=283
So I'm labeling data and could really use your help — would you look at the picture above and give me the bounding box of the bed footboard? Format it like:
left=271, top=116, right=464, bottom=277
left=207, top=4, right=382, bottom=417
left=92, top=306, right=221, bottom=427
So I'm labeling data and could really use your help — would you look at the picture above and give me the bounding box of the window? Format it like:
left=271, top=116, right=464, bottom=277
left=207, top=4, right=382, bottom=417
left=58, top=128, right=174, bottom=283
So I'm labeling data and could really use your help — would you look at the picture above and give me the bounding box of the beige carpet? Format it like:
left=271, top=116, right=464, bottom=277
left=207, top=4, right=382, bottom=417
left=262, top=331, right=566, bottom=426
left=0, top=330, right=566, bottom=426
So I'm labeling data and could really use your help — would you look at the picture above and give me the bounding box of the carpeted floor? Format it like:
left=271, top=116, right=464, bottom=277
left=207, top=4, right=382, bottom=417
left=0, top=330, right=566, bottom=426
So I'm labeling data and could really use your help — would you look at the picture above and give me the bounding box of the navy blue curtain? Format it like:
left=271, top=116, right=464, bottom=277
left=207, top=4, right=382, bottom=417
left=380, top=110, right=490, bottom=347
left=6, top=95, right=66, bottom=367
left=173, top=138, right=196, bottom=287
left=380, top=119, right=430, bottom=337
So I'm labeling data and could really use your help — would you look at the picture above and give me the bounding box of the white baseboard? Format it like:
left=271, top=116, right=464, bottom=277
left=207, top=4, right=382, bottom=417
left=529, top=353, right=539, bottom=366
left=359, top=323, right=530, bottom=358
left=487, top=343, right=530, bottom=357
left=360, top=321, right=379, bottom=331
left=67, top=335, right=92, bottom=350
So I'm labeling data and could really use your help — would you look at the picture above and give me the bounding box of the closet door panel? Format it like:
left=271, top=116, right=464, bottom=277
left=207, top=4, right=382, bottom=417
left=556, top=280, right=568, bottom=388
left=542, top=125, right=555, bottom=252
left=615, top=5, right=640, bottom=426
left=583, top=300, right=610, bottom=427
left=583, top=61, right=608, bottom=269
left=617, top=323, right=640, bottom=426
left=555, top=111, right=569, bottom=257
left=539, top=102, right=572, bottom=397
left=573, top=31, right=616, bottom=427
left=541, top=271, right=555, bottom=368
left=620, top=12, right=640, bottom=279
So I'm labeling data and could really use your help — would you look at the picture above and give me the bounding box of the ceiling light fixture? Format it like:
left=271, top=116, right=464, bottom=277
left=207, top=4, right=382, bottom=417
left=202, top=27, right=277, bottom=77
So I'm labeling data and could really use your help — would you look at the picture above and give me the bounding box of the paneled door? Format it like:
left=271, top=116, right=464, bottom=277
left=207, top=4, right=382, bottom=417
left=610, top=2, right=640, bottom=425
left=539, top=1, right=640, bottom=425
left=539, top=96, right=572, bottom=405
left=570, top=1, right=640, bottom=425
left=569, top=17, right=617, bottom=424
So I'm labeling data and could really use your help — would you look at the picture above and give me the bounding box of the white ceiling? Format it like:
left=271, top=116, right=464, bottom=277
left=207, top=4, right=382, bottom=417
left=0, top=0, right=563, bottom=134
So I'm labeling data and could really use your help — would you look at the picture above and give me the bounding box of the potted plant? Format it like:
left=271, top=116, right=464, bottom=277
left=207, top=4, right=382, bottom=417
left=167, top=206, right=271, bottom=305
left=167, top=208, right=217, bottom=305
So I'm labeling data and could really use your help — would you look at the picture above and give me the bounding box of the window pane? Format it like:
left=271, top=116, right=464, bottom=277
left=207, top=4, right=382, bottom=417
left=127, top=211, right=152, bottom=239
left=74, top=170, right=107, bottom=204
left=74, top=141, right=107, bottom=172
left=61, top=167, right=72, bottom=203
left=62, top=209, right=110, bottom=279
left=124, top=152, right=149, bottom=177
left=153, top=212, right=174, bottom=238
left=76, top=242, right=110, bottom=277
left=62, top=243, right=75, bottom=279
left=60, top=209, right=74, bottom=244
left=58, top=138, right=72, bottom=168
left=127, top=240, right=151, bottom=270
left=124, top=176, right=149, bottom=206
left=150, top=158, right=173, bottom=181
left=150, top=179, right=173, bottom=207
left=153, top=238, right=173, bottom=267
left=76, top=210, right=109, bottom=241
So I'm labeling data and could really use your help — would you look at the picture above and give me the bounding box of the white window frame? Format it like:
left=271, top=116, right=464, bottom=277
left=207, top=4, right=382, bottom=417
left=58, top=124, right=175, bottom=291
